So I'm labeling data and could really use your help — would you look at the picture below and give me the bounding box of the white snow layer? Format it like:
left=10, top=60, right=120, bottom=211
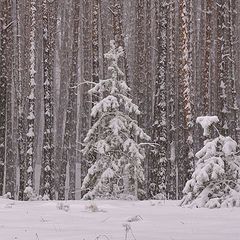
left=0, top=199, right=239, bottom=240
left=222, top=136, right=237, bottom=156
left=196, top=116, right=219, bottom=136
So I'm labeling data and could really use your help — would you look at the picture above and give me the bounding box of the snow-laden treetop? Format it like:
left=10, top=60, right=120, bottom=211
left=105, top=40, right=125, bottom=76
left=196, top=116, right=219, bottom=136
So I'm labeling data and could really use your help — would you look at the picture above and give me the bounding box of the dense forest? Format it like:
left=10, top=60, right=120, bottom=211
left=0, top=0, right=240, bottom=201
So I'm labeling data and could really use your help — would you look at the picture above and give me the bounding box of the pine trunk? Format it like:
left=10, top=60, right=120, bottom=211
left=62, top=0, right=80, bottom=200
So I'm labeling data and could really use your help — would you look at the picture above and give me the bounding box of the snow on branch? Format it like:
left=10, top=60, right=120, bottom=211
left=196, top=116, right=219, bottom=136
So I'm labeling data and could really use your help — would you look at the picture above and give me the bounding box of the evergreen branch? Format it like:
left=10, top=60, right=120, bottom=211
left=107, top=7, right=116, bottom=16
left=69, top=81, right=97, bottom=89
left=3, top=21, right=14, bottom=30
left=212, top=124, right=221, bottom=137
left=139, top=142, right=160, bottom=148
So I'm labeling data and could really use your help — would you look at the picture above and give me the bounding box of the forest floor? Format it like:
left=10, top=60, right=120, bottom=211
left=0, top=198, right=239, bottom=240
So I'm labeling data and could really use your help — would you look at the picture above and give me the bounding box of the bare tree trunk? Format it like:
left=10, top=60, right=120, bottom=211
left=179, top=0, right=194, bottom=182
left=0, top=0, right=8, bottom=195
left=6, top=4, right=15, bottom=196
left=79, top=0, right=92, bottom=196
left=25, top=0, right=37, bottom=194
left=166, top=0, right=177, bottom=199
left=228, top=0, right=240, bottom=143
left=112, top=0, right=129, bottom=84
left=216, top=0, right=228, bottom=136
left=203, top=0, right=212, bottom=115
left=150, top=0, right=168, bottom=199
left=16, top=0, right=28, bottom=200
left=62, top=0, right=80, bottom=200
left=55, top=0, right=72, bottom=200
left=41, top=0, right=58, bottom=199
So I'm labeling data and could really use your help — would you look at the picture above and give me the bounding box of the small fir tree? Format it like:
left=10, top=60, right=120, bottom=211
left=181, top=116, right=240, bottom=208
left=81, top=40, right=150, bottom=200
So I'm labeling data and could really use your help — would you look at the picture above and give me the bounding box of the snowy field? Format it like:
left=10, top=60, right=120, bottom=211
left=0, top=199, right=240, bottom=240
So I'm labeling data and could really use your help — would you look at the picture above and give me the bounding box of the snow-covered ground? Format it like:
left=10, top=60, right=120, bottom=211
left=0, top=199, right=239, bottom=240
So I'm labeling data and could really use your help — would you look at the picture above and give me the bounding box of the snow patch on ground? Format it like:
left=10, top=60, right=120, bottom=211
left=0, top=199, right=239, bottom=240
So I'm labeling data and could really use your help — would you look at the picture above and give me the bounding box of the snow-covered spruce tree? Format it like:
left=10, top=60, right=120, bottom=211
left=181, top=116, right=240, bottom=208
left=81, top=40, right=150, bottom=200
